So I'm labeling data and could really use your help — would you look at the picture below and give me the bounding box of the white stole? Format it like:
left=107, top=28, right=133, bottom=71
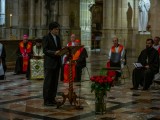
left=33, top=45, right=44, bottom=57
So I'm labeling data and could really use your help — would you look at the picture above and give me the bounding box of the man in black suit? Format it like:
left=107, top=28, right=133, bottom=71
left=43, top=22, right=62, bottom=106
left=131, top=39, right=159, bottom=90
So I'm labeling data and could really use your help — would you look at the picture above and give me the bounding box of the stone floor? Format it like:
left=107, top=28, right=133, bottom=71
left=0, top=51, right=160, bottom=120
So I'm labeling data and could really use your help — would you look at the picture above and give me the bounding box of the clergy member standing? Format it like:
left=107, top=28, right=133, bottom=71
left=0, top=43, right=7, bottom=80
left=14, top=34, right=33, bottom=75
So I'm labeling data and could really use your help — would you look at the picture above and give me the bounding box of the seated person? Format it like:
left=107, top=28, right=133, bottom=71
left=27, top=38, right=44, bottom=80
left=63, top=39, right=88, bottom=83
left=108, top=37, right=125, bottom=82
left=131, top=38, right=159, bottom=90
left=67, top=34, right=76, bottom=46
left=61, top=34, right=76, bottom=81
left=153, top=36, right=160, bottom=55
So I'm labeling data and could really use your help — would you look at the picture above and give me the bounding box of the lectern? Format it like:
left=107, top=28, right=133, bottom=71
left=56, top=45, right=83, bottom=108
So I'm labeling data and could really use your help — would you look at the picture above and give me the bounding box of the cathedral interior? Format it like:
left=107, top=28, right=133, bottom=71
left=0, top=0, right=160, bottom=120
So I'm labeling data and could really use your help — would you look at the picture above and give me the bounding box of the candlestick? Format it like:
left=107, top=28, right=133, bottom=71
left=10, top=14, right=12, bottom=27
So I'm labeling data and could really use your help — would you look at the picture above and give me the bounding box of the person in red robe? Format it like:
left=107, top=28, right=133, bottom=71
left=14, top=34, right=33, bottom=75
left=63, top=39, right=88, bottom=83
left=61, top=34, right=76, bottom=81
left=67, top=34, right=76, bottom=46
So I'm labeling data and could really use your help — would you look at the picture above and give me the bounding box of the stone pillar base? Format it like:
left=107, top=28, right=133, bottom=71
left=139, top=31, right=151, bottom=35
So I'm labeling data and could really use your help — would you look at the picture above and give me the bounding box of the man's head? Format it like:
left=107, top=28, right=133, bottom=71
left=70, top=34, right=76, bottom=42
left=35, top=38, right=42, bottom=47
left=146, top=38, right=154, bottom=49
left=112, top=37, right=119, bottom=47
left=153, top=36, right=160, bottom=46
left=49, top=22, right=60, bottom=36
left=23, top=34, right=28, bottom=43
left=74, top=39, right=81, bottom=46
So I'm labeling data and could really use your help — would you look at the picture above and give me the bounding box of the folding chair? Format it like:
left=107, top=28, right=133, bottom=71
left=120, top=64, right=130, bottom=84
left=153, top=73, right=160, bottom=87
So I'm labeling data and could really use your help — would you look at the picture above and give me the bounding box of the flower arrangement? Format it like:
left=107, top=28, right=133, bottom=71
left=90, top=63, right=116, bottom=114
left=90, top=75, right=113, bottom=93
left=90, top=75, right=114, bottom=114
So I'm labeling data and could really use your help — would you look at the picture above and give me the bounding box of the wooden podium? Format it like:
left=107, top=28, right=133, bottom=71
left=56, top=45, right=83, bottom=108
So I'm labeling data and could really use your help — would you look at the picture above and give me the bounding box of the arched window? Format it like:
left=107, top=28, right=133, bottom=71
left=0, top=0, right=5, bottom=26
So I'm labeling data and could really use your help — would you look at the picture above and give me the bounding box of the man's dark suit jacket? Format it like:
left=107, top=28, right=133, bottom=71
left=43, top=33, right=62, bottom=69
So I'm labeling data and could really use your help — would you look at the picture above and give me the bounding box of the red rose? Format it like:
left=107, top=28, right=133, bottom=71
left=99, top=79, right=103, bottom=84
left=107, top=76, right=113, bottom=83
left=103, top=79, right=108, bottom=83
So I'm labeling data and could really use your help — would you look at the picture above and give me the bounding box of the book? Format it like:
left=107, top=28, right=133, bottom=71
left=133, top=63, right=143, bottom=68
left=56, top=45, right=83, bottom=56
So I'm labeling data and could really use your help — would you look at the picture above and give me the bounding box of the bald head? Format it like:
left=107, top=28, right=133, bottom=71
left=112, top=37, right=119, bottom=47
left=154, top=37, right=160, bottom=46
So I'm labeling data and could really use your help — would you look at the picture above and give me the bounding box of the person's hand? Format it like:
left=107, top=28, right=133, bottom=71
left=55, top=50, right=60, bottom=55
left=73, top=60, right=77, bottom=64
left=18, top=54, right=23, bottom=57
left=121, top=59, right=125, bottom=62
left=145, top=65, right=149, bottom=69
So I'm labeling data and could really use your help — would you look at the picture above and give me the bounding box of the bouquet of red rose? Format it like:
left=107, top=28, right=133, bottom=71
left=90, top=75, right=113, bottom=93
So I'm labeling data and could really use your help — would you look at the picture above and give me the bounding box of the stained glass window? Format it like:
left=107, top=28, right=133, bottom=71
left=0, top=0, right=5, bottom=25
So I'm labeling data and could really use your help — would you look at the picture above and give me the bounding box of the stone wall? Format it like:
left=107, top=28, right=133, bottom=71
left=101, top=0, right=160, bottom=57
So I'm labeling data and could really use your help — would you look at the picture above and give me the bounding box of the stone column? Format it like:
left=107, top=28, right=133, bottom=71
left=117, top=0, right=127, bottom=44
left=60, top=0, right=70, bottom=28
left=101, top=0, right=114, bottom=53
left=29, top=0, right=35, bottom=38
left=18, top=0, right=24, bottom=39
left=53, top=2, right=58, bottom=22
left=103, top=0, right=113, bottom=29
left=117, top=0, right=122, bottom=29
left=34, top=0, right=42, bottom=37
left=59, top=0, right=70, bottom=46
left=40, top=0, right=48, bottom=36
left=2, top=0, right=10, bottom=39
left=70, top=0, right=80, bottom=39
left=151, top=0, right=160, bottom=37
left=41, top=0, right=46, bottom=26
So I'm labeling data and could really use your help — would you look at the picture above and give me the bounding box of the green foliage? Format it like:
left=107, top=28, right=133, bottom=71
left=91, top=82, right=111, bottom=93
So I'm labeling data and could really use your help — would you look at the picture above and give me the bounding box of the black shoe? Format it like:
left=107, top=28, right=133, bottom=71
left=130, top=87, right=138, bottom=90
left=44, top=102, right=55, bottom=106
left=52, top=100, right=57, bottom=104
left=142, top=88, right=148, bottom=91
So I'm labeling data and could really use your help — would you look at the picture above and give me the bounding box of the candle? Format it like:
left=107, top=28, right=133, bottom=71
left=10, top=14, right=12, bottom=27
